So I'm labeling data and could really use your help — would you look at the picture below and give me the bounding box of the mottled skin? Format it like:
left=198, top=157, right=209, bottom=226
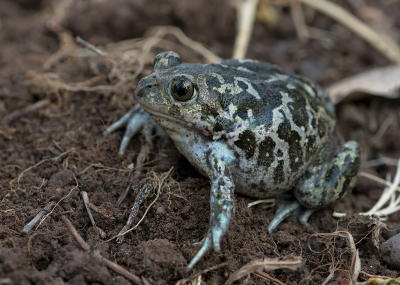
left=105, top=51, right=361, bottom=269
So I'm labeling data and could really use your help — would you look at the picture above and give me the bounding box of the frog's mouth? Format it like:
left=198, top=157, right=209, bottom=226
left=140, top=104, right=190, bottom=131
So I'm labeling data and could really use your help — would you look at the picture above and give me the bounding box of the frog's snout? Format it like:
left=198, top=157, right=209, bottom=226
left=135, top=80, right=154, bottom=98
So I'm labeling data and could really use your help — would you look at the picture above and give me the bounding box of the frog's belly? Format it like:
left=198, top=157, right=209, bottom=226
left=170, top=132, right=308, bottom=199
left=231, top=158, right=308, bottom=199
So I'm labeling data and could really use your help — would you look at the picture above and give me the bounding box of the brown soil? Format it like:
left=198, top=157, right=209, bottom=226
left=1, top=0, right=400, bottom=284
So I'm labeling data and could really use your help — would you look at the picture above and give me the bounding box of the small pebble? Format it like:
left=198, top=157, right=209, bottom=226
left=381, top=233, right=400, bottom=270
left=157, top=206, right=164, bottom=214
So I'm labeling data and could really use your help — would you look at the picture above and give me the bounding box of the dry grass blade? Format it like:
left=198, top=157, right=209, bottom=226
left=290, top=0, right=309, bottom=42
left=232, top=0, right=259, bottom=59
left=145, top=26, right=222, bottom=63
left=299, top=0, right=400, bottom=65
left=225, top=257, right=301, bottom=285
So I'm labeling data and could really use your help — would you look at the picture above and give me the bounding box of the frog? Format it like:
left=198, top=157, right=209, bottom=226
left=105, top=51, right=361, bottom=269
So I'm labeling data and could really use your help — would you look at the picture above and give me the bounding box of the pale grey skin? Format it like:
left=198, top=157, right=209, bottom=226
left=105, top=51, right=361, bottom=269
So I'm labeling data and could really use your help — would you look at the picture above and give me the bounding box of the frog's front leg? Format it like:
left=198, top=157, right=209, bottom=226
left=187, top=152, right=235, bottom=269
left=269, top=141, right=361, bottom=231
left=104, top=104, right=167, bottom=155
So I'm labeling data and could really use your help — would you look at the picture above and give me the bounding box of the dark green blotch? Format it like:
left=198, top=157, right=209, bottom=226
left=258, top=137, right=275, bottom=168
left=206, top=77, right=222, bottom=93
left=168, top=56, right=182, bottom=67
left=277, top=110, right=291, bottom=140
left=273, top=160, right=285, bottom=184
left=311, top=118, right=317, bottom=129
left=214, top=117, right=234, bottom=132
left=287, top=91, right=309, bottom=131
left=306, top=135, right=316, bottom=157
left=234, top=130, right=256, bottom=159
left=288, top=131, right=302, bottom=169
left=277, top=111, right=303, bottom=170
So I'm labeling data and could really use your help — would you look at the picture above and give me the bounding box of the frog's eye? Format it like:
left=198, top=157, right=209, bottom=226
left=170, top=78, right=197, bottom=102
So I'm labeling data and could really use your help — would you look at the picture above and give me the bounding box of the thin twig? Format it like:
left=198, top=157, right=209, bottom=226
left=60, top=215, right=143, bottom=285
left=102, top=167, right=174, bottom=245
left=76, top=36, right=108, bottom=56
left=360, top=171, right=400, bottom=192
left=116, top=183, right=153, bottom=243
left=82, top=191, right=106, bottom=238
left=359, top=271, right=391, bottom=280
left=248, top=198, right=275, bottom=207
left=3, top=100, right=49, bottom=124
left=36, top=174, right=79, bottom=229
left=175, top=263, right=228, bottom=285
left=11, top=148, right=75, bottom=188
left=22, top=201, right=55, bottom=233
left=363, top=157, right=399, bottom=168
left=117, top=143, right=150, bottom=206
left=370, top=114, right=396, bottom=147
left=254, top=271, right=286, bottom=285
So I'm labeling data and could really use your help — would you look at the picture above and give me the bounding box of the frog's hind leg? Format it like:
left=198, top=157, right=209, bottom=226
left=294, top=141, right=361, bottom=209
left=268, top=141, right=361, bottom=232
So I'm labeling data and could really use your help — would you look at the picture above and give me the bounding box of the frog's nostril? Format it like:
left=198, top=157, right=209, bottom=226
left=146, top=84, right=153, bottom=89
left=136, top=87, right=146, bottom=98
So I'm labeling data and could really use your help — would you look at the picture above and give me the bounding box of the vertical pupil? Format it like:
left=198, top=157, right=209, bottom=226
left=176, top=81, right=187, bottom=97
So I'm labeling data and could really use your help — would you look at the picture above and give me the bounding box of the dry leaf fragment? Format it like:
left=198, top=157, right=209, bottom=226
left=326, top=65, right=400, bottom=104
left=225, top=257, right=301, bottom=285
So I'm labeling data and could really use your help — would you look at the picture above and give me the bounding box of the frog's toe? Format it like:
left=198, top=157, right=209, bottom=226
left=118, top=111, right=153, bottom=155
left=187, top=234, right=213, bottom=269
left=104, top=104, right=162, bottom=155
left=212, top=227, right=224, bottom=252
left=268, top=193, right=316, bottom=232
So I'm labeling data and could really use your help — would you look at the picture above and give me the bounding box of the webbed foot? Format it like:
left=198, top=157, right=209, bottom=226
left=268, top=193, right=316, bottom=232
left=104, top=104, right=167, bottom=155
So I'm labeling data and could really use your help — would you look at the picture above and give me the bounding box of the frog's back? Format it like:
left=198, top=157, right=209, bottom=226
left=206, top=59, right=337, bottom=197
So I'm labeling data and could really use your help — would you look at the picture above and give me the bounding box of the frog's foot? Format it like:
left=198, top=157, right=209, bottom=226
left=104, top=104, right=167, bottom=155
left=187, top=210, right=232, bottom=270
left=268, top=193, right=317, bottom=232
left=187, top=154, right=235, bottom=269
left=187, top=191, right=234, bottom=269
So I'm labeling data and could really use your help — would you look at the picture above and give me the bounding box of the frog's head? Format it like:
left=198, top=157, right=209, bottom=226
left=135, top=51, right=222, bottom=138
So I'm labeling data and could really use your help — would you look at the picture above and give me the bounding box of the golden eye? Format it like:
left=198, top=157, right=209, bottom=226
left=171, top=78, right=196, bottom=101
